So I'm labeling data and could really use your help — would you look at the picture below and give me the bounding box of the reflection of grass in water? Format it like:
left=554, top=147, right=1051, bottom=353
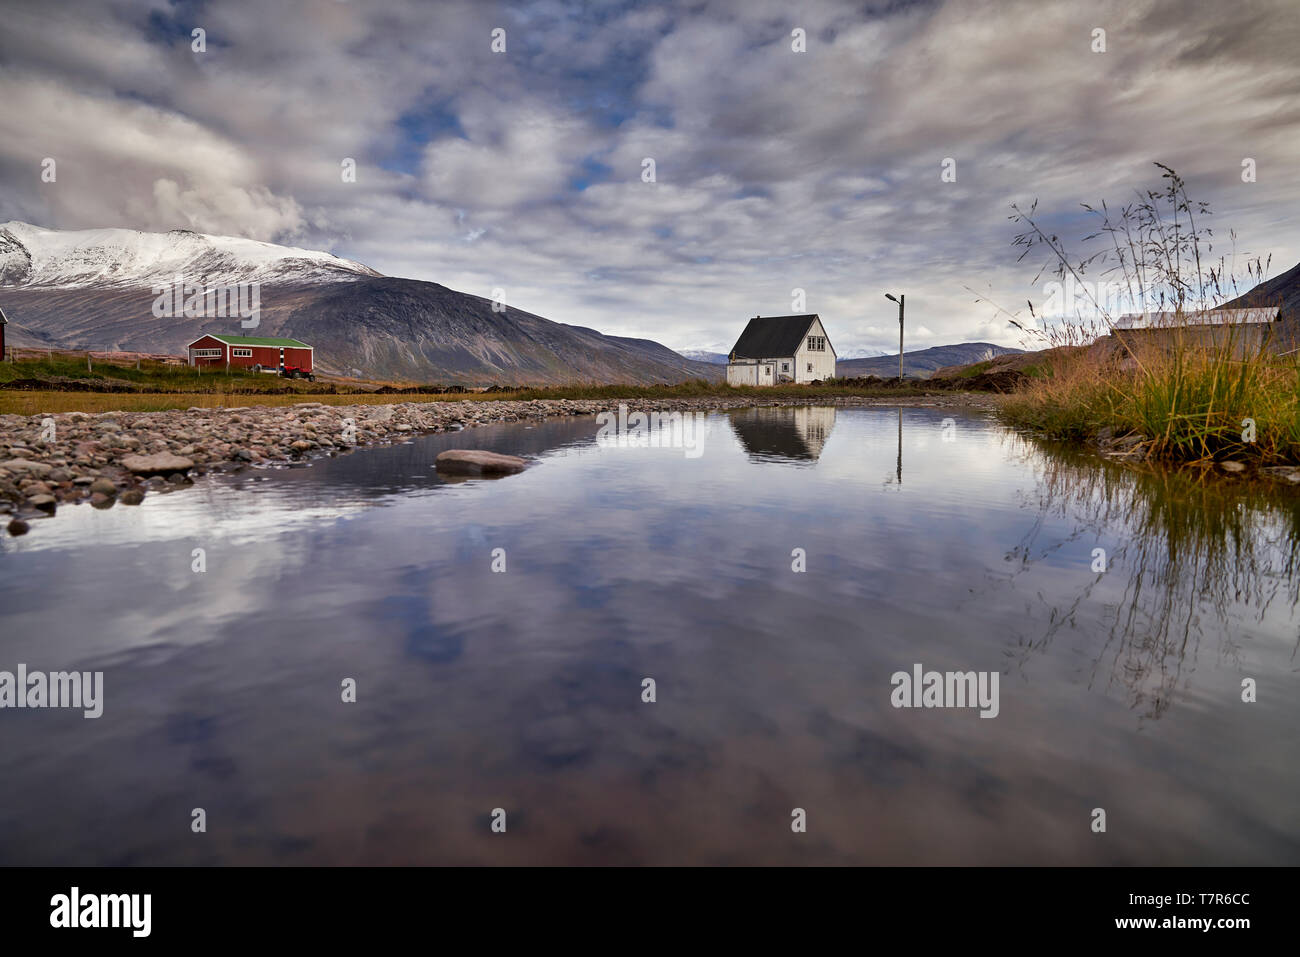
left=1002, top=432, right=1300, bottom=721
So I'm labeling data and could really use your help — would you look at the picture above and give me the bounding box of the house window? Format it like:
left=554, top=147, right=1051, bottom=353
left=231, top=348, right=253, bottom=358
left=806, top=335, right=826, bottom=352
left=192, top=348, right=222, bottom=358
left=764, top=366, right=771, bottom=375
left=807, top=363, right=813, bottom=373
left=781, top=362, right=790, bottom=372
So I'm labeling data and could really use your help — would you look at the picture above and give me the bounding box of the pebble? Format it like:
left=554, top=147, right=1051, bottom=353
left=1259, top=466, right=1300, bottom=485
left=0, top=458, right=53, bottom=478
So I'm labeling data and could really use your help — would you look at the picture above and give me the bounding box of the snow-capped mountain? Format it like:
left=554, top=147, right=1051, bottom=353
left=676, top=349, right=728, bottom=364
left=0, top=222, right=722, bottom=385
left=0, top=221, right=380, bottom=289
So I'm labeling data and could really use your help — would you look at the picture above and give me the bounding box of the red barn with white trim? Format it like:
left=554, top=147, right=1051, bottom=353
left=186, top=334, right=314, bottom=374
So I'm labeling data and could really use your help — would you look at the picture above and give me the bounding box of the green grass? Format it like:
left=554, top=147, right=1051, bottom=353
left=954, top=360, right=993, bottom=379
left=0, top=391, right=450, bottom=414
left=0, top=365, right=950, bottom=415
left=0, top=355, right=331, bottom=393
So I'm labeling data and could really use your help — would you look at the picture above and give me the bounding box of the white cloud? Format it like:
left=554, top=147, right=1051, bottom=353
left=0, top=0, right=1297, bottom=356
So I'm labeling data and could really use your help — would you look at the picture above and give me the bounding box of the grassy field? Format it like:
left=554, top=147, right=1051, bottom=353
left=1000, top=331, right=1300, bottom=464
left=0, top=354, right=347, bottom=394
left=0, top=355, right=940, bottom=414
left=0, top=391, right=429, bottom=414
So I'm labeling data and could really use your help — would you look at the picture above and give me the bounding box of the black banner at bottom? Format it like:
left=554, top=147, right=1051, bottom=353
left=0, top=866, right=1282, bottom=944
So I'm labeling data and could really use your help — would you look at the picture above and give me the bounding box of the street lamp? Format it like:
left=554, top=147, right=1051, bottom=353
left=885, top=293, right=904, bottom=382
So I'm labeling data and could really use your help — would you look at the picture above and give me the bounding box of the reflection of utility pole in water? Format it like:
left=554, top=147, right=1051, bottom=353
left=896, top=407, right=902, bottom=485
left=884, top=408, right=903, bottom=489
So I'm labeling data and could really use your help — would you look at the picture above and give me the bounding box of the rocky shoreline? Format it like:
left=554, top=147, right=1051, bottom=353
left=1092, top=426, right=1300, bottom=485
left=1, top=393, right=996, bottom=534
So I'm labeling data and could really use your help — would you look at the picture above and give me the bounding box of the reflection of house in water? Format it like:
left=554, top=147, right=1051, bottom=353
left=727, top=406, right=837, bottom=463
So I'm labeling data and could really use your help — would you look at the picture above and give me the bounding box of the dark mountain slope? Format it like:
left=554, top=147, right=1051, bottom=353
left=1220, top=259, right=1300, bottom=320
left=838, top=342, right=1023, bottom=379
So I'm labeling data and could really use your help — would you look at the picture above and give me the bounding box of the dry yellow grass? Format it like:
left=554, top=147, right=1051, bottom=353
left=1001, top=330, right=1300, bottom=463
left=0, top=379, right=933, bottom=416
left=0, top=391, right=469, bottom=415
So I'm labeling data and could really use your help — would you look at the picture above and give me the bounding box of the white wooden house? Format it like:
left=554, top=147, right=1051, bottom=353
left=726, top=314, right=836, bottom=386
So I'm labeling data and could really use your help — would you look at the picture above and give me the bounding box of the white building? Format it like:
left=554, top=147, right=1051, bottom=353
left=1109, top=307, right=1284, bottom=357
left=726, top=314, right=837, bottom=386
left=1114, top=307, right=1279, bottom=329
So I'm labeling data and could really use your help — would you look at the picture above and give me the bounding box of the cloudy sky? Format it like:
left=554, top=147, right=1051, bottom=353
left=1, top=0, right=1297, bottom=356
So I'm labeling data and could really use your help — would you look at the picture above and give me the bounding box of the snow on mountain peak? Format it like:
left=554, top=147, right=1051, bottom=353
left=0, top=221, right=382, bottom=289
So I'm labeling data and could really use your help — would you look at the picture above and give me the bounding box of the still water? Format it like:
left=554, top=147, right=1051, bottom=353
left=1, top=406, right=1297, bottom=865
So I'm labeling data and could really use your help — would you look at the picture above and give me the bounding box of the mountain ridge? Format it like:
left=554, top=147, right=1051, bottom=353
left=0, top=221, right=379, bottom=288
left=837, top=342, right=1024, bottom=379
left=1220, top=259, right=1300, bottom=320
left=0, top=222, right=722, bottom=385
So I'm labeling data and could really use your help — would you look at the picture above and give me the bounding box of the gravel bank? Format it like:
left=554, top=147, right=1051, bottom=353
left=0, top=393, right=996, bottom=533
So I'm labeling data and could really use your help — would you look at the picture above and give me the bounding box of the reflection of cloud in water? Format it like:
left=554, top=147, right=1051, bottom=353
left=726, top=406, right=836, bottom=463
left=3, top=409, right=1299, bottom=865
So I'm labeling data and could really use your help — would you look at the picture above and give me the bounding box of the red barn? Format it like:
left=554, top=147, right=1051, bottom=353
left=186, top=334, right=314, bottom=374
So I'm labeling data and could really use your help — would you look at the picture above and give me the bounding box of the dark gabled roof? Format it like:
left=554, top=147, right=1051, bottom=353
left=729, top=314, right=819, bottom=360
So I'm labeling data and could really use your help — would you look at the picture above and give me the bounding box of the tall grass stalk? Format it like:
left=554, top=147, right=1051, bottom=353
left=997, top=164, right=1297, bottom=464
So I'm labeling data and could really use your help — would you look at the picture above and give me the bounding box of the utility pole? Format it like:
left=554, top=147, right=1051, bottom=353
left=885, top=293, right=905, bottom=381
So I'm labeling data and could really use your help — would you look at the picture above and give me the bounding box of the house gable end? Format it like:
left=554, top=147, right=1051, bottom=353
left=793, top=317, right=837, bottom=359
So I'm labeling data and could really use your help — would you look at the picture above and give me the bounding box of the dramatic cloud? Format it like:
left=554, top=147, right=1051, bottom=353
left=1, top=0, right=1297, bottom=356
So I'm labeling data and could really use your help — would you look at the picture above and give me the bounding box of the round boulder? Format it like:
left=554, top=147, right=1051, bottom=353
left=119, top=452, right=196, bottom=476
left=434, top=449, right=528, bottom=476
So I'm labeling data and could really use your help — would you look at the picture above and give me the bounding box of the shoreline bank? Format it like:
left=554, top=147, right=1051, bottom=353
left=1, top=394, right=997, bottom=533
